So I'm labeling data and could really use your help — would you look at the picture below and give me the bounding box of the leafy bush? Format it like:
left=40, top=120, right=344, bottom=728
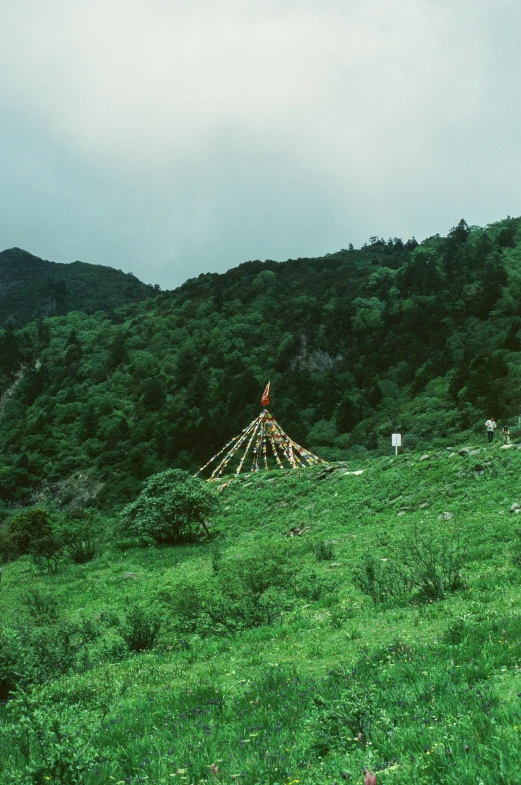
left=353, top=527, right=466, bottom=604
left=352, top=555, right=407, bottom=604
left=294, top=569, right=339, bottom=602
left=56, top=510, right=100, bottom=564
left=510, top=528, right=521, bottom=568
left=29, top=531, right=64, bottom=572
left=121, top=604, right=161, bottom=652
left=23, top=588, right=59, bottom=625
left=397, top=526, right=466, bottom=600
left=5, top=507, right=54, bottom=557
left=1, top=685, right=112, bottom=784
left=0, top=618, right=101, bottom=698
left=313, top=539, right=336, bottom=561
left=167, top=545, right=295, bottom=636
left=312, top=681, right=378, bottom=754
left=0, top=528, right=17, bottom=563
left=120, top=469, right=217, bottom=544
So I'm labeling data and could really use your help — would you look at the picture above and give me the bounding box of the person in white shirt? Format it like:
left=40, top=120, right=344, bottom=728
left=485, top=417, right=496, bottom=444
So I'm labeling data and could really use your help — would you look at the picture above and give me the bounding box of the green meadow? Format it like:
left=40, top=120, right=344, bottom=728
left=2, top=441, right=521, bottom=784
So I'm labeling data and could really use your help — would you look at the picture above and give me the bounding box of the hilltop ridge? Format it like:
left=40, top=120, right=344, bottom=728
left=1, top=215, right=521, bottom=508
left=0, top=247, right=154, bottom=327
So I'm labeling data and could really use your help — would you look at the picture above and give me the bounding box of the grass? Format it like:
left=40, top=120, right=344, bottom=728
left=2, top=441, right=521, bottom=783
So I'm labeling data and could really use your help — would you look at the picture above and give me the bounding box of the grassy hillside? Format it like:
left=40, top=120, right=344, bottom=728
left=0, top=247, right=154, bottom=328
left=1, top=216, right=521, bottom=509
left=2, top=442, right=521, bottom=783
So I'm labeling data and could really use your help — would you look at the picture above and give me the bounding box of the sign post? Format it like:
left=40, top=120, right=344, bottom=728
left=392, top=433, right=401, bottom=456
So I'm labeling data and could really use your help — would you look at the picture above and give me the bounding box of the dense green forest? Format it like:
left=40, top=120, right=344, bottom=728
left=0, top=247, right=155, bottom=328
left=0, top=216, right=520, bottom=509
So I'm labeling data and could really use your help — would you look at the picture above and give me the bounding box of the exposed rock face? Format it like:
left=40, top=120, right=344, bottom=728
left=291, top=334, right=342, bottom=372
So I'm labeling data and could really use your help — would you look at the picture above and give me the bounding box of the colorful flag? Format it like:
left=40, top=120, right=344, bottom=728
left=261, top=381, right=270, bottom=406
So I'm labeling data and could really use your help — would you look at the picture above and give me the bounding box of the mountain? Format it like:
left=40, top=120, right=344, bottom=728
left=0, top=247, right=155, bottom=327
left=0, top=215, right=520, bottom=508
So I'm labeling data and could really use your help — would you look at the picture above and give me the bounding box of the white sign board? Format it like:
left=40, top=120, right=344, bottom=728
left=391, top=433, right=401, bottom=447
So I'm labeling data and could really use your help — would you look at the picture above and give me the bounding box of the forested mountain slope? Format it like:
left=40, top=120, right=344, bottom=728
left=0, top=216, right=520, bottom=508
left=0, top=247, right=155, bottom=327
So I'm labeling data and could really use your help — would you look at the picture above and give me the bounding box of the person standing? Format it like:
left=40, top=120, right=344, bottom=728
left=502, top=425, right=511, bottom=444
left=485, top=417, right=497, bottom=443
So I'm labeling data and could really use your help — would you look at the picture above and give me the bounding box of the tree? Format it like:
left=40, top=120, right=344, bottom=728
left=120, top=469, right=218, bottom=544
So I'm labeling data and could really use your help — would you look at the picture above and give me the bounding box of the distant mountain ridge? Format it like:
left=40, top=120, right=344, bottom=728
left=0, top=248, right=155, bottom=327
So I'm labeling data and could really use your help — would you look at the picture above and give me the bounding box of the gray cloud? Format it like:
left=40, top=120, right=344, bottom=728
left=1, top=0, right=520, bottom=288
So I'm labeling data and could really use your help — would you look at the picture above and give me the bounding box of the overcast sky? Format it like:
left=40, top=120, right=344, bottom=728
left=1, top=0, right=520, bottom=289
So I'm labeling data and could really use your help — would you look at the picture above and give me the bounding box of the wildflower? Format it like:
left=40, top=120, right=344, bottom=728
left=208, top=763, right=219, bottom=777
left=363, top=770, right=377, bottom=785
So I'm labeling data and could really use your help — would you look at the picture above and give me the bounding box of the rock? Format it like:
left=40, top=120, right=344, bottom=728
left=343, top=469, right=364, bottom=476
left=328, top=562, right=342, bottom=568
left=438, top=512, right=453, bottom=521
left=500, top=444, right=514, bottom=450
left=458, top=447, right=473, bottom=455
left=122, top=572, right=139, bottom=580
left=469, top=449, right=481, bottom=456
left=316, top=465, right=339, bottom=479
left=243, top=482, right=254, bottom=487
left=448, top=452, right=457, bottom=458
left=305, top=502, right=316, bottom=510
left=397, top=510, right=406, bottom=516
left=510, top=503, right=521, bottom=513
left=284, top=524, right=310, bottom=537
left=419, top=454, right=430, bottom=461
left=419, top=502, right=429, bottom=509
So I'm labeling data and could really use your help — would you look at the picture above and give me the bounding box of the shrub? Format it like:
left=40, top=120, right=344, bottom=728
left=120, top=469, right=217, bottom=544
left=168, top=545, right=295, bottom=636
left=57, top=510, right=100, bottom=564
left=29, top=532, right=64, bottom=572
left=120, top=604, right=162, bottom=652
left=397, top=526, right=466, bottom=600
left=510, top=528, right=521, bottom=568
left=0, top=528, right=17, bottom=563
left=312, top=680, right=378, bottom=754
left=0, top=626, right=20, bottom=700
left=313, top=539, right=335, bottom=561
left=352, top=527, right=466, bottom=604
left=2, top=687, right=107, bottom=784
left=5, top=507, right=54, bottom=557
left=23, top=588, right=59, bottom=625
left=294, top=569, right=339, bottom=602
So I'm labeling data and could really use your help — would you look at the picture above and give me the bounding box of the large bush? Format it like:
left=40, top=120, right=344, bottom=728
left=352, top=525, right=466, bottom=604
left=0, top=508, right=61, bottom=565
left=5, top=508, right=53, bottom=555
left=120, top=469, right=217, bottom=544
left=166, top=544, right=296, bottom=635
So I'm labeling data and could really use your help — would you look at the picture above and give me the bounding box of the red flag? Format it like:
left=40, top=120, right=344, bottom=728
left=261, top=381, right=270, bottom=407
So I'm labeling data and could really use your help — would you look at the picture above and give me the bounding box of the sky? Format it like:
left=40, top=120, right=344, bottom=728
left=1, top=0, right=520, bottom=290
